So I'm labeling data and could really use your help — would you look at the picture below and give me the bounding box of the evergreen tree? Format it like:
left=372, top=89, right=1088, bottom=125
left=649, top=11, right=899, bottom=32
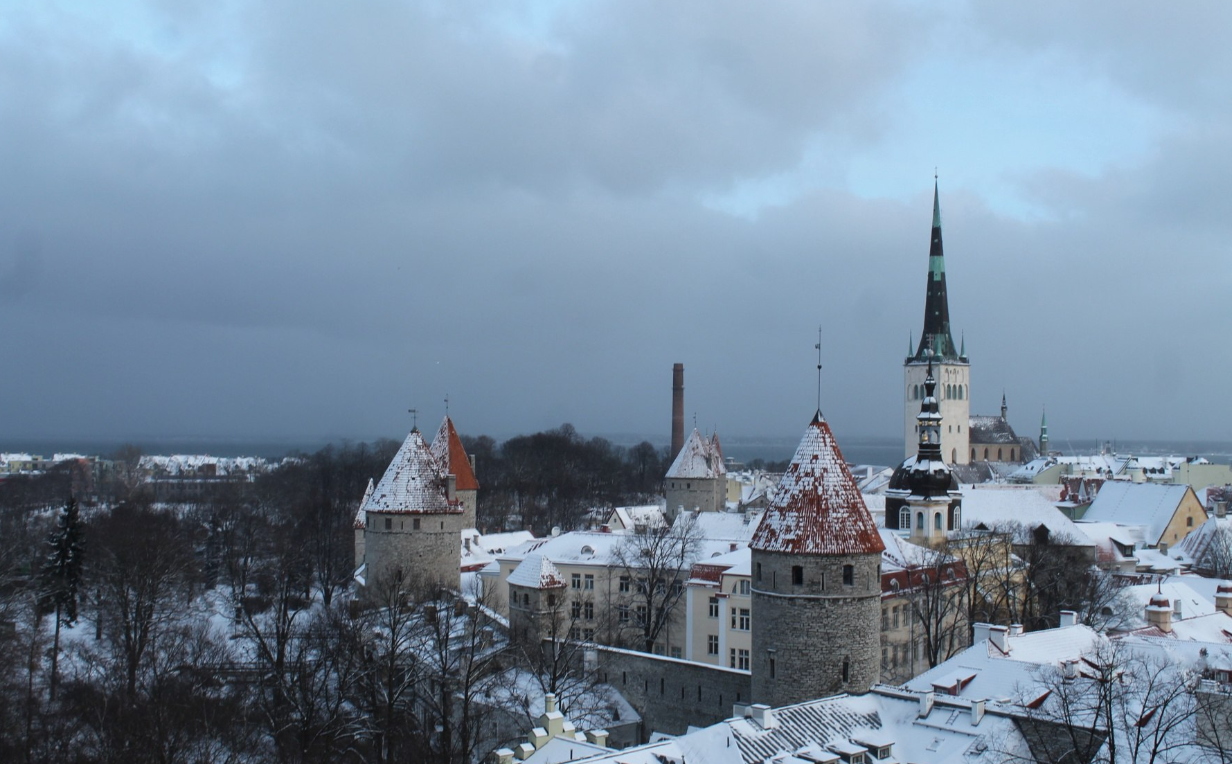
left=42, top=496, right=84, bottom=700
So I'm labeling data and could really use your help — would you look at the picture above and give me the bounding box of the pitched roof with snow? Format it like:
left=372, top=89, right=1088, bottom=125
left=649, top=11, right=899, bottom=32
left=1082, top=481, right=1195, bottom=546
left=430, top=416, right=479, bottom=491
left=666, top=428, right=727, bottom=479
left=961, top=486, right=1096, bottom=546
left=361, top=429, right=462, bottom=515
left=507, top=553, right=567, bottom=589
left=751, top=412, right=885, bottom=556
left=968, top=415, right=1019, bottom=445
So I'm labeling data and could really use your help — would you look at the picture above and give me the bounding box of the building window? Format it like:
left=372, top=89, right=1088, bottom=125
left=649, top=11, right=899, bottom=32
left=842, top=657, right=850, bottom=684
left=899, top=507, right=910, bottom=529
left=569, top=626, right=580, bottom=640
left=571, top=574, right=581, bottom=590
left=756, top=562, right=762, bottom=581
left=635, top=604, right=647, bottom=625
left=984, top=448, right=989, bottom=460
left=709, top=597, right=719, bottom=618
left=935, top=512, right=942, bottom=530
left=707, top=635, right=719, bottom=655
left=413, top=517, right=422, bottom=530
left=732, top=608, right=750, bottom=631
left=523, top=593, right=530, bottom=606
left=792, top=565, right=803, bottom=586
left=1188, top=516, right=1194, bottom=527
left=584, top=601, right=594, bottom=620
left=843, top=565, right=854, bottom=586
left=731, top=649, right=750, bottom=670
left=769, top=656, right=776, bottom=677
left=583, top=628, right=595, bottom=641
left=893, top=607, right=900, bottom=629
left=584, top=574, right=594, bottom=590
left=916, top=512, right=924, bottom=530
left=670, top=647, right=681, bottom=659
left=617, top=605, right=630, bottom=623
left=881, top=608, right=889, bottom=631
left=384, top=517, right=392, bottom=530
left=997, top=448, right=1003, bottom=460
left=971, top=448, right=976, bottom=461
left=571, top=601, right=581, bottom=618
left=738, top=580, right=750, bottom=595
left=547, top=594, right=556, bottom=607
left=619, top=575, right=630, bottom=593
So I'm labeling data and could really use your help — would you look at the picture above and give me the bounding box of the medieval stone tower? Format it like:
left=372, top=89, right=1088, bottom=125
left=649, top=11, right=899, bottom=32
left=905, top=181, right=971, bottom=464
left=356, top=426, right=464, bottom=591
left=885, top=357, right=963, bottom=548
left=750, top=411, right=886, bottom=707
left=664, top=428, right=727, bottom=521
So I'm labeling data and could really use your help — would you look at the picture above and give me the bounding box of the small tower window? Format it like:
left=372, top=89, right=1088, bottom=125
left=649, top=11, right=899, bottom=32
left=842, top=657, right=850, bottom=684
left=984, top=448, right=989, bottom=460
left=997, top=448, right=1003, bottom=461
left=384, top=518, right=392, bottom=530
left=413, top=518, right=421, bottom=530
left=899, top=507, right=910, bottom=529
left=971, top=448, right=976, bottom=461
left=916, top=512, right=924, bottom=530
left=756, top=562, right=762, bottom=581
left=951, top=448, right=956, bottom=463
left=935, top=513, right=943, bottom=530
left=792, top=566, right=803, bottom=586
left=842, top=565, right=854, bottom=586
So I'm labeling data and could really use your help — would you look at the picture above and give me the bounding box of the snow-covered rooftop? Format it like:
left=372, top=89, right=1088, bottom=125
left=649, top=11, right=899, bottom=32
left=361, top=429, right=462, bottom=515
left=666, top=428, right=726, bottom=480
left=751, top=413, right=884, bottom=556
left=507, top=553, right=567, bottom=589
left=429, top=415, right=479, bottom=491
left=961, top=486, right=1096, bottom=546
left=1082, top=481, right=1195, bottom=546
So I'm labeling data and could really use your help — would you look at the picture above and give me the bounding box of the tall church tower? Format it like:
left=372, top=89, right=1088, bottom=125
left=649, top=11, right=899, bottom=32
left=905, top=181, right=970, bottom=464
left=751, top=410, right=885, bottom=706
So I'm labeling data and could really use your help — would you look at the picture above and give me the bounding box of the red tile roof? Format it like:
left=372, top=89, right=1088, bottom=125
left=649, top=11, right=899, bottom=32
left=751, top=412, right=885, bottom=556
left=430, top=416, right=479, bottom=491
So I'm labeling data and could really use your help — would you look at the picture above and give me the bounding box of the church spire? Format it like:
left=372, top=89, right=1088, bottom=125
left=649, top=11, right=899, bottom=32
left=916, top=354, right=943, bottom=462
left=911, top=179, right=959, bottom=361
left=1039, top=406, right=1049, bottom=454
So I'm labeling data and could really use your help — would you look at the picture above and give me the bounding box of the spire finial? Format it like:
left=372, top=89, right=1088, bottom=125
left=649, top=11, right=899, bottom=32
left=960, top=332, right=966, bottom=359
left=444, top=394, right=450, bottom=417
left=408, top=407, right=419, bottom=432
left=815, top=326, right=823, bottom=415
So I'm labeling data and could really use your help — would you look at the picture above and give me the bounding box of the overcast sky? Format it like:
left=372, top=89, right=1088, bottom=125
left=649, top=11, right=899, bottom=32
left=2, top=1, right=1229, bottom=446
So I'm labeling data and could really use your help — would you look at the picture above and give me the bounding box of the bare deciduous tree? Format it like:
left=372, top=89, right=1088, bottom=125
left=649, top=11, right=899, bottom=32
left=611, top=512, right=702, bottom=653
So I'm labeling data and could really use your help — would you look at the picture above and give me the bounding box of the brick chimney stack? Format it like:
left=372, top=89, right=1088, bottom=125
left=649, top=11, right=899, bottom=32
left=671, top=363, right=685, bottom=461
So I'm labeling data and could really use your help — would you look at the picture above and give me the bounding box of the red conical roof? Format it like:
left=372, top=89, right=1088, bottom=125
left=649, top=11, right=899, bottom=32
left=430, top=416, right=479, bottom=491
left=751, top=412, right=885, bottom=556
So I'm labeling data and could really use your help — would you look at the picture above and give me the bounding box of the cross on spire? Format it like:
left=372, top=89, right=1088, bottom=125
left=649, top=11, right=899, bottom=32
left=408, top=407, right=419, bottom=432
left=444, top=394, right=450, bottom=416
left=815, top=326, right=824, bottom=415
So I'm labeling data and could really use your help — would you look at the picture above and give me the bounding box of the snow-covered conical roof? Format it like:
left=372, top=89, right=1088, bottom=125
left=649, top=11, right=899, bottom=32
left=751, top=412, right=885, bottom=556
left=430, top=415, right=479, bottom=491
left=666, top=428, right=726, bottom=479
left=361, top=429, right=462, bottom=515
left=507, top=553, right=566, bottom=589
left=354, top=478, right=375, bottom=528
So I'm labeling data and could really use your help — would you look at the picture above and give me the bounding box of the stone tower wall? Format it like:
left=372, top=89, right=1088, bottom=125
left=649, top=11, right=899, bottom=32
left=904, top=360, right=969, bottom=464
left=751, top=549, right=881, bottom=707
left=364, top=510, right=462, bottom=591
left=457, top=488, right=477, bottom=529
left=665, top=477, right=725, bottom=519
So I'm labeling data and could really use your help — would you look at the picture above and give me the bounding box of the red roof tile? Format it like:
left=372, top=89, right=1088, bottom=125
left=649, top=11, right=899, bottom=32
left=751, top=412, right=885, bottom=556
left=430, top=416, right=479, bottom=491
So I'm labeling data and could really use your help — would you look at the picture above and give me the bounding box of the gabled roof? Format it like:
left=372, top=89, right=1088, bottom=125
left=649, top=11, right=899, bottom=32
left=968, top=415, right=1019, bottom=445
left=666, top=428, right=727, bottom=479
left=962, top=486, right=1096, bottom=547
left=751, top=412, right=885, bottom=556
left=361, top=429, right=462, bottom=515
left=430, top=416, right=479, bottom=491
left=507, top=553, right=567, bottom=589
left=1082, top=481, right=1195, bottom=546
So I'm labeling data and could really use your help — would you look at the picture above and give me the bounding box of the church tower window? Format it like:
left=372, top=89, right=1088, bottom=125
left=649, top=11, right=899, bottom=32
left=899, top=507, right=910, bottom=529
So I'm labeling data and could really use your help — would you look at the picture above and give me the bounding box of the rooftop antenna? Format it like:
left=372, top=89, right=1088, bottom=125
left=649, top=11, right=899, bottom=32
left=815, top=326, right=823, bottom=414
left=408, top=407, right=419, bottom=432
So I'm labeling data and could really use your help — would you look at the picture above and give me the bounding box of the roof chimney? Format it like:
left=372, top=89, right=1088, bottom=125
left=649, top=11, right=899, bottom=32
left=988, top=625, right=1009, bottom=654
left=447, top=474, right=457, bottom=502
left=672, top=364, right=685, bottom=461
left=1146, top=592, right=1173, bottom=633
left=1216, top=582, right=1232, bottom=616
left=1059, top=610, right=1077, bottom=628
left=747, top=703, right=777, bottom=729
left=972, top=623, right=992, bottom=645
left=970, top=699, right=986, bottom=726
left=919, top=692, right=935, bottom=718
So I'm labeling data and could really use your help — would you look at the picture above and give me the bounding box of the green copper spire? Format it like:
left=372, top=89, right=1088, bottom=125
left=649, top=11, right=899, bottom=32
left=932, top=179, right=941, bottom=229
left=960, top=333, right=965, bottom=358
left=911, top=179, right=959, bottom=361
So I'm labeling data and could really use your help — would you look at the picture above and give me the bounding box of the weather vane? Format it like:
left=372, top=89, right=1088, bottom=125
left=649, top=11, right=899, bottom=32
left=408, top=407, right=418, bottom=431
left=444, top=394, right=450, bottom=416
left=815, top=326, right=823, bottom=413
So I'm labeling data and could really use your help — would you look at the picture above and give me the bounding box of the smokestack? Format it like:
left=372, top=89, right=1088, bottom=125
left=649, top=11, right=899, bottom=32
left=671, top=363, right=685, bottom=460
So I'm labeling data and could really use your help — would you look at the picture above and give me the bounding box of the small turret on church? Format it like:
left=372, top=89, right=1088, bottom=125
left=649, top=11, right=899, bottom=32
left=750, top=410, right=885, bottom=706
left=430, top=416, right=480, bottom=529
left=904, top=181, right=971, bottom=464
left=886, top=357, right=963, bottom=548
